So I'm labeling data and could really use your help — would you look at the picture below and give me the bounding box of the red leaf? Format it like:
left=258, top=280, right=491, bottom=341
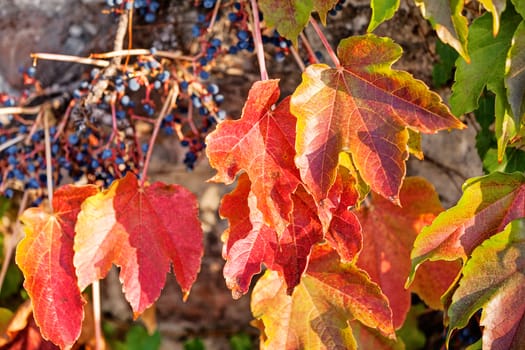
left=251, top=244, right=395, bottom=349
left=74, top=173, right=203, bottom=316
left=410, top=172, right=525, bottom=280
left=291, top=34, right=464, bottom=204
left=206, top=80, right=301, bottom=232
left=356, top=177, right=457, bottom=328
left=222, top=175, right=324, bottom=297
left=15, top=185, right=98, bottom=348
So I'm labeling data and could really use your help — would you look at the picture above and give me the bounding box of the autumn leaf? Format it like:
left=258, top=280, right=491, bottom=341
left=368, top=0, right=400, bottom=32
left=74, top=172, right=203, bottom=317
left=251, top=244, right=395, bottom=350
left=15, top=185, right=98, bottom=349
left=413, top=0, right=469, bottom=62
left=409, top=172, right=525, bottom=283
left=447, top=218, right=525, bottom=350
left=356, top=177, right=459, bottom=328
left=258, top=0, right=338, bottom=44
left=291, top=34, right=464, bottom=205
left=206, top=80, right=301, bottom=233
left=222, top=174, right=324, bottom=297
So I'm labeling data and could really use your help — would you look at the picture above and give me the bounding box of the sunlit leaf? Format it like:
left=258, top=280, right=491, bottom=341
left=292, top=34, right=463, bottom=205
left=368, top=0, right=400, bottom=32
left=448, top=219, right=525, bottom=350
left=222, top=174, right=324, bottom=297
left=450, top=8, right=521, bottom=117
left=356, top=177, right=458, bottom=328
left=258, top=0, right=339, bottom=44
left=409, top=172, right=525, bottom=283
left=206, top=80, right=301, bottom=233
left=252, top=245, right=395, bottom=350
left=478, top=0, right=507, bottom=35
left=414, top=0, right=469, bottom=62
left=74, top=173, right=203, bottom=317
left=15, top=185, right=98, bottom=348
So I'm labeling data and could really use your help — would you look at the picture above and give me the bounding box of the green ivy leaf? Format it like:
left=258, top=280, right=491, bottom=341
left=432, top=39, right=459, bottom=88
left=367, top=0, right=400, bottom=32
left=414, top=0, right=469, bottom=62
left=511, top=0, right=525, bottom=17
left=447, top=218, right=525, bottom=349
left=450, top=8, right=521, bottom=117
left=505, top=21, right=525, bottom=124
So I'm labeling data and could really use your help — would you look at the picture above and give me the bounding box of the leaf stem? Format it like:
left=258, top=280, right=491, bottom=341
left=140, top=85, right=179, bottom=187
left=43, top=108, right=53, bottom=211
left=289, top=46, right=306, bottom=71
left=309, top=17, right=340, bottom=67
left=92, top=280, right=104, bottom=350
left=249, top=0, right=269, bottom=80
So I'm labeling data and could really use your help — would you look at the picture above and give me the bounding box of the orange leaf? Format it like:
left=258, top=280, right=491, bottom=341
left=15, top=185, right=98, bottom=348
left=74, top=173, right=203, bottom=317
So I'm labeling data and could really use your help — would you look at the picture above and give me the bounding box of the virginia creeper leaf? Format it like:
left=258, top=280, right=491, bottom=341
left=505, top=21, right=525, bottom=123
left=74, top=172, right=203, bottom=317
left=355, top=177, right=458, bottom=328
left=222, top=174, right=324, bottom=297
left=251, top=245, right=395, bottom=350
left=206, top=80, right=301, bottom=233
left=15, top=185, right=98, bottom=348
left=409, top=172, right=525, bottom=283
left=414, top=0, right=469, bottom=62
left=450, top=8, right=521, bottom=117
left=478, top=0, right=507, bottom=35
left=448, top=219, right=525, bottom=350
left=292, top=34, right=463, bottom=204
left=367, top=0, right=400, bottom=33
left=258, top=0, right=338, bottom=44
left=350, top=320, right=404, bottom=350
left=511, top=0, right=525, bottom=17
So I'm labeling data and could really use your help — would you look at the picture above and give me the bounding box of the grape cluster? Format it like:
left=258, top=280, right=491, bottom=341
left=105, top=0, right=160, bottom=23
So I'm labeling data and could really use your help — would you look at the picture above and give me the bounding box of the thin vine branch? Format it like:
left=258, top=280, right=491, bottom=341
left=249, top=0, right=269, bottom=81
left=309, top=17, right=340, bottom=67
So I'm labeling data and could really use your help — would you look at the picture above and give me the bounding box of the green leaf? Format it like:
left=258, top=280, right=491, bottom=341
left=450, top=8, right=522, bottom=117
left=409, top=172, right=525, bottom=283
left=414, top=0, right=469, bottom=62
left=505, top=21, right=525, bottom=124
left=367, top=0, right=400, bottom=32
left=482, top=147, right=525, bottom=173
left=473, top=92, right=497, bottom=162
left=230, top=333, right=252, bottom=350
left=432, top=40, right=459, bottom=88
left=257, top=1, right=340, bottom=44
left=511, top=0, right=525, bottom=17
left=447, top=219, right=525, bottom=349
left=184, top=338, right=206, bottom=350
left=396, top=304, right=426, bottom=350
left=124, top=325, right=161, bottom=350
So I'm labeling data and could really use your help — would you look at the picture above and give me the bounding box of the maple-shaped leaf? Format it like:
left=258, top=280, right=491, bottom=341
left=409, top=172, right=525, bottom=283
left=447, top=218, right=525, bottom=350
left=291, top=34, right=464, bottom=204
left=15, top=185, right=98, bottom=349
left=413, top=0, right=469, bottom=62
left=222, top=174, right=324, bottom=297
left=449, top=8, right=521, bottom=117
left=258, top=0, right=338, bottom=44
left=350, top=320, right=404, bottom=350
left=251, top=244, right=395, bottom=350
left=368, top=0, right=400, bottom=32
left=206, top=80, right=301, bottom=233
left=74, top=172, right=203, bottom=317
left=355, top=177, right=459, bottom=328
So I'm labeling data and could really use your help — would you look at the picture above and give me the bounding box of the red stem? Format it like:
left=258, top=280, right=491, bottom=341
left=140, top=85, right=179, bottom=186
left=309, top=17, right=340, bottom=67
left=250, top=0, right=269, bottom=80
